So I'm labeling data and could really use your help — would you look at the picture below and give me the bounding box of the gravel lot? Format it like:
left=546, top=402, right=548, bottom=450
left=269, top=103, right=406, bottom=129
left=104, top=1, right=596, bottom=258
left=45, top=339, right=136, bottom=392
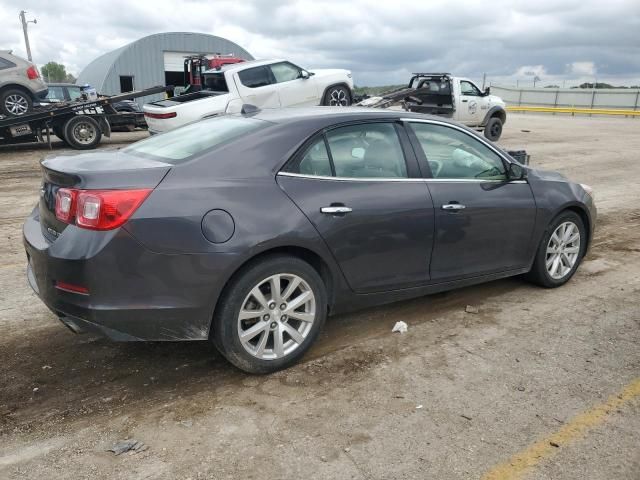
left=1, top=115, right=638, bottom=480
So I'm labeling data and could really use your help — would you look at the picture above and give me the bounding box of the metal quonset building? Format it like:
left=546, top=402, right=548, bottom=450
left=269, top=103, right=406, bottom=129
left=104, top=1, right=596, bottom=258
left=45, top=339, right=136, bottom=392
left=76, top=32, right=253, bottom=103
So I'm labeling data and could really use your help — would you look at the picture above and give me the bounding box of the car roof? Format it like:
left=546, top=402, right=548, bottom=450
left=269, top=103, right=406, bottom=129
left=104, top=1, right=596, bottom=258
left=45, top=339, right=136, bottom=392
left=203, top=58, right=286, bottom=74
left=243, top=106, right=459, bottom=127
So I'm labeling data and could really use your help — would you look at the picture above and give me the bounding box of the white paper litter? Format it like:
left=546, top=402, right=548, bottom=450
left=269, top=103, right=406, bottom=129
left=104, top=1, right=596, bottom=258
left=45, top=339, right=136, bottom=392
left=392, top=321, right=408, bottom=333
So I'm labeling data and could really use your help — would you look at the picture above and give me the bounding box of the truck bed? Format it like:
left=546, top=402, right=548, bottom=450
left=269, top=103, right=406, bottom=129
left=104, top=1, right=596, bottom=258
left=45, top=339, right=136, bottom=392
left=148, top=90, right=224, bottom=108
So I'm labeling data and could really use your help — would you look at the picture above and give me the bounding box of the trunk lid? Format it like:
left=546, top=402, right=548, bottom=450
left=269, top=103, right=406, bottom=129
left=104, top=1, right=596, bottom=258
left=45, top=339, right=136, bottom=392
left=39, top=150, right=171, bottom=241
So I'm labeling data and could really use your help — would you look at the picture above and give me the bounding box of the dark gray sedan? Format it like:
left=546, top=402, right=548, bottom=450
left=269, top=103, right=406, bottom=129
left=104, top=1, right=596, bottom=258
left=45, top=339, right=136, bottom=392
left=24, top=108, right=596, bottom=373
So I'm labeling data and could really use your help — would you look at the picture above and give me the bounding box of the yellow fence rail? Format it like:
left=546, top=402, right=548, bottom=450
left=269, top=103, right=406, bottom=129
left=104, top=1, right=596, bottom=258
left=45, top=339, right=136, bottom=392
left=506, top=105, right=640, bottom=116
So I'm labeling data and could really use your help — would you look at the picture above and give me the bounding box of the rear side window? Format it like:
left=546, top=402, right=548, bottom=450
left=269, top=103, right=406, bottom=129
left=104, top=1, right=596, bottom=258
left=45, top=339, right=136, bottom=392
left=238, top=66, right=273, bottom=88
left=0, top=57, right=16, bottom=70
left=123, top=116, right=267, bottom=164
left=286, top=123, right=408, bottom=179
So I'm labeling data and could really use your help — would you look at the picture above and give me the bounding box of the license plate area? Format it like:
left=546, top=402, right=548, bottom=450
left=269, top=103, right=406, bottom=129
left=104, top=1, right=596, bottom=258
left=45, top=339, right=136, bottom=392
left=9, top=124, right=33, bottom=137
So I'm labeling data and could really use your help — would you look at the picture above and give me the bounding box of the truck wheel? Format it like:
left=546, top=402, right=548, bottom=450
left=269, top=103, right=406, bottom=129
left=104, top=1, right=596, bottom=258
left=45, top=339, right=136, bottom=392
left=323, top=86, right=351, bottom=106
left=484, top=117, right=503, bottom=141
left=63, top=116, right=102, bottom=150
left=0, top=88, right=33, bottom=116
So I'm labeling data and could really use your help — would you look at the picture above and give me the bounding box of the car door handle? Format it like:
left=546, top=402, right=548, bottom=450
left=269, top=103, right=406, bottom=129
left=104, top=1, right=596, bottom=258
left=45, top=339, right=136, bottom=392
left=321, top=206, right=352, bottom=214
left=461, top=99, right=468, bottom=103
left=441, top=203, right=466, bottom=210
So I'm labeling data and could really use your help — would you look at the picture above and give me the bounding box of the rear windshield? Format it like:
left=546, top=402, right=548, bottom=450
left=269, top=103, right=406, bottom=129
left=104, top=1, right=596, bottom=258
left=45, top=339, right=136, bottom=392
left=123, top=115, right=267, bottom=164
left=202, top=72, right=228, bottom=92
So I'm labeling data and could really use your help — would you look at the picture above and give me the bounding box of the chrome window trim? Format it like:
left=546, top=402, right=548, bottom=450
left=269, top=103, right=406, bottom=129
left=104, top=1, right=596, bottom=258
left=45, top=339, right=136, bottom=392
left=400, top=117, right=514, bottom=165
left=276, top=171, right=527, bottom=184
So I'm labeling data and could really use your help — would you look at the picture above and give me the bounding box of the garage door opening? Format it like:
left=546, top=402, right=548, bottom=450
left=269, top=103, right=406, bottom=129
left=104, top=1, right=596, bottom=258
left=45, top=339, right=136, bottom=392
left=120, top=76, right=134, bottom=93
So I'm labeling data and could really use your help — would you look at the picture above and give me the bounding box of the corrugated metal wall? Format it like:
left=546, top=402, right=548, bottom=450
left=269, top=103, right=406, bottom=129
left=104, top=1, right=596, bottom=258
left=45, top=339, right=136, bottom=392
left=492, top=85, right=640, bottom=110
left=77, top=32, right=254, bottom=104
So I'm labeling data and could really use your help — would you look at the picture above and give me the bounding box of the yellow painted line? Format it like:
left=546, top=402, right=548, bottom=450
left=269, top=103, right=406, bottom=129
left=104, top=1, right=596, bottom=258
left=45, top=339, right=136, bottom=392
left=481, top=378, right=640, bottom=480
left=506, top=106, right=640, bottom=116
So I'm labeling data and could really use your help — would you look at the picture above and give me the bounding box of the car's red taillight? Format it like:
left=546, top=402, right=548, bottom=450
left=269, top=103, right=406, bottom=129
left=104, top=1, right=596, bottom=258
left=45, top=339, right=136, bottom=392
left=55, top=280, right=89, bottom=295
left=55, top=188, right=77, bottom=223
left=26, top=65, right=39, bottom=80
left=144, top=111, right=177, bottom=119
left=55, top=188, right=151, bottom=230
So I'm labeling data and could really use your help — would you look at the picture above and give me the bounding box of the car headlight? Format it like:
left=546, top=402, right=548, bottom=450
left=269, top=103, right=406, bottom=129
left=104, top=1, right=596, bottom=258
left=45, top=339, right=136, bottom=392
left=580, top=183, right=595, bottom=201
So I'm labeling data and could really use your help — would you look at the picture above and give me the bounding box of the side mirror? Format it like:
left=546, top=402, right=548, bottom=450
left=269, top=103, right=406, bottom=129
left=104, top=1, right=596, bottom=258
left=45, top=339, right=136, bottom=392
left=484, top=87, right=491, bottom=96
left=300, top=70, right=310, bottom=79
left=507, top=162, right=526, bottom=180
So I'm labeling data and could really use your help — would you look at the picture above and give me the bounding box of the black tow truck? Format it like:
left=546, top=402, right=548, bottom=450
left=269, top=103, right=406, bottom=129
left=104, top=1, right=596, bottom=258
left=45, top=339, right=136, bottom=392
left=0, top=85, right=169, bottom=150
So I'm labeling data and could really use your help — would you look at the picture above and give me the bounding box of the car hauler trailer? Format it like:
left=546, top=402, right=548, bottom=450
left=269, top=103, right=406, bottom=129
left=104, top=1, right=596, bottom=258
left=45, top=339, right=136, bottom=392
left=0, top=85, right=169, bottom=150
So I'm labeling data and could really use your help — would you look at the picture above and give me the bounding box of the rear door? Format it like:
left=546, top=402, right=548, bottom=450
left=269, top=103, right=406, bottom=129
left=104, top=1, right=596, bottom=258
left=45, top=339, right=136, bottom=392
left=233, top=65, right=281, bottom=109
left=277, top=121, right=435, bottom=293
left=406, top=120, right=536, bottom=281
left=269, top=61, right=319, bottom=107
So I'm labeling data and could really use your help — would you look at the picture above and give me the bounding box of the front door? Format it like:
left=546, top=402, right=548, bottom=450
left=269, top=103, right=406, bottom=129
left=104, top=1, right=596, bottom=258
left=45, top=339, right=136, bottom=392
left=457, top=80, right=484, bottom=125
left=407, top=120, right=536, bottom=281
left=278, top=122, right=435, bottom=293
left=268, top=61, right=319, bottom=107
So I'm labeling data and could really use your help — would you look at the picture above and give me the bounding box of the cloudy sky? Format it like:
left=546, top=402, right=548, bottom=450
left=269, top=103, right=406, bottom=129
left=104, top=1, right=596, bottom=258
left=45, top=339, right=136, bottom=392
left=1, top=0, right=639, bottom=87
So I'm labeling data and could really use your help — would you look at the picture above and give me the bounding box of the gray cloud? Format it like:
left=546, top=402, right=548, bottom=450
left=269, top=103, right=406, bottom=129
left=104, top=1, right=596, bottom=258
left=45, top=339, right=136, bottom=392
left=1, top=0, right=638, bottom=87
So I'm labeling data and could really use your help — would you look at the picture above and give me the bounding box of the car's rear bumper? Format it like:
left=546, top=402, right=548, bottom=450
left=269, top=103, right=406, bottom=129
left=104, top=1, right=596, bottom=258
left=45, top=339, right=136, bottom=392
left=23, top=207, right=233, bottom=341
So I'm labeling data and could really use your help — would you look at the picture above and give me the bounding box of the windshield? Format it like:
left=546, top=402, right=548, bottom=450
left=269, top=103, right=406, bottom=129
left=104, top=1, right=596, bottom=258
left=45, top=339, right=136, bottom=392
left=123, top=115, right=268, bottom=164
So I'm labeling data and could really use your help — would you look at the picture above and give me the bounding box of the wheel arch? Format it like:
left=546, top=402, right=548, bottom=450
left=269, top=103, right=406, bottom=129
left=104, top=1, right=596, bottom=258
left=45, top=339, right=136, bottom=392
left=0, top=83, right=33, bottom=97
left=321, top=83, right=353, bottom=105
left=209, top=244, right=337, bottom=339
left=544, top=203, right=593, bottom=254
left=482, top=106, right=507, bottom=126
left=563, top=205, right=592, bottom=252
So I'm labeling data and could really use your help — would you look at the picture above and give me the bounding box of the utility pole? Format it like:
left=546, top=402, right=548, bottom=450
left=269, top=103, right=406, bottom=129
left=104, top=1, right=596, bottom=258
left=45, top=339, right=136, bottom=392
left=19, top=10, right=37, bottom=62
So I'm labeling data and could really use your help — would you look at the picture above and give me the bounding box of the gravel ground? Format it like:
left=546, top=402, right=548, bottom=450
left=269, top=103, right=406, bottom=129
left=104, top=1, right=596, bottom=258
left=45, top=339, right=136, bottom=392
left=0, top=116, right=638, bottom=479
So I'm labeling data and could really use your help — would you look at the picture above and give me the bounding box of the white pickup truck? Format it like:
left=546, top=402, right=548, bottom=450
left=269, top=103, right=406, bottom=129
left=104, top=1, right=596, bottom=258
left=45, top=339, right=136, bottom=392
left=358, top=73, right=507, bottom=141
left=143, top=59, right=354, bottom=134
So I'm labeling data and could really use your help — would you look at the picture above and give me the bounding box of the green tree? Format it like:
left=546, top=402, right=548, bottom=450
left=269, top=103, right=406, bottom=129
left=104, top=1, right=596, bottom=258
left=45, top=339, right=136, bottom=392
left=41, top=61, right=68, bottom=83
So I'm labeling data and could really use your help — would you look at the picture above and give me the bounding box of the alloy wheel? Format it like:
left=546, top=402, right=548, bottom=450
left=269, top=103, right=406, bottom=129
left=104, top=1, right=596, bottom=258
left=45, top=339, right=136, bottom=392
left=237, top=273, right=316, bottom=360
left=546, top=221, right=581, bottom=279
left=5, top=94, right=29, bottom=115
left=328, top=88, right=349, bottom=106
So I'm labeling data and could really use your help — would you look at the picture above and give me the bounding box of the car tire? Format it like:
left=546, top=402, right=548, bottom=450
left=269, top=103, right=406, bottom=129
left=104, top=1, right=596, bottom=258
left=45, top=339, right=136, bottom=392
left=0, top=88, right=33, bottom=116
left=526, top=211, right=587, bottom=288
left=484, top=116, right=503, bottom=141
left=212, top=255, right=328, bottom=374
left=323, top=85, right=351, bottom=106
left=63, top=115, right=102, bottom=150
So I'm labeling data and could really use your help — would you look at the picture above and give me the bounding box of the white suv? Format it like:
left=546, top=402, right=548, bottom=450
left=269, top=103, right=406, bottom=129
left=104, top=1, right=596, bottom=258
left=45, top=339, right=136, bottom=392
left=143, top=59, right=354, bottom=133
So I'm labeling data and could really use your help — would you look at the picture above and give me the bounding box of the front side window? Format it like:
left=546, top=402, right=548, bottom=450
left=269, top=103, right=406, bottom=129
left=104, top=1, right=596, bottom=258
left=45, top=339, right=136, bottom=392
left=460, top=81, right=481, bottom=96
left=270, top=62, right=302, bottom=83
left=409, top=123, right=506, bottom=180
left=67, top=86, right=83, bottom=100
left=123, top=116, right=267, bottom=164
left=238, top=66, right=273, bottom=88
